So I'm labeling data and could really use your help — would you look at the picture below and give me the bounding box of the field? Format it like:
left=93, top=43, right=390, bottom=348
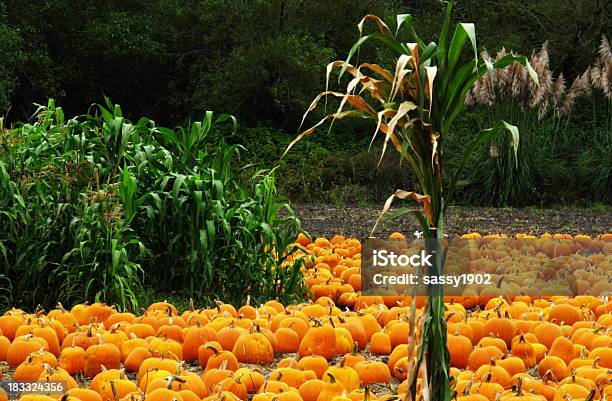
left=0, top=233, right=611, bottom=401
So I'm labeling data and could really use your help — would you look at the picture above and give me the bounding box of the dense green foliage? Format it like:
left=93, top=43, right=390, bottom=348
left=0, top=0, right=609, bottom=208
left=0, top=99, right=305, bottom=312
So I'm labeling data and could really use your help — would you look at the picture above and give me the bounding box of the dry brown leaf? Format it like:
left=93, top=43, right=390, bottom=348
left=371, top=189, right=433, bottom=235
left=357, top=14, right=392, bottom=36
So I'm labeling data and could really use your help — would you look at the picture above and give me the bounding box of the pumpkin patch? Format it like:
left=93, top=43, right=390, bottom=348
left=0, top=232, right=609, bottom=401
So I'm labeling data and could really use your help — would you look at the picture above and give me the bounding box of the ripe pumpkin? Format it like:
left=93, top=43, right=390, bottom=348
left=299, top=321, right=336, bottom=360
left=232, top=327, right=274, bottom=365
left=84, top=335, right=121, bottom=377
left=353, top=360, right=391, bottom=385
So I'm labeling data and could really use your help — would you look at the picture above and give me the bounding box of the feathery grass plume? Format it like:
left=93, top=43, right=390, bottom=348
left=599, top=35, right=611, bottom=60
left=509, top=61, right=529, bottom=102
left=592, top=35, right=611, bottom=98
left=468, top=39, right=610, bottom=117
left=465, top=90, right=475, bottom=107
left=529, top=42, right=552, bottom=111
left=551, top=72, right=566, bottom=117
left=561, top=71, right=592, bottom=114
left=494, top=48, right=511, bottom=97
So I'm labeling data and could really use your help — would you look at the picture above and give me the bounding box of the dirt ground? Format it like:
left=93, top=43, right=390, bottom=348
left=292, top=204, right=611, bottom=239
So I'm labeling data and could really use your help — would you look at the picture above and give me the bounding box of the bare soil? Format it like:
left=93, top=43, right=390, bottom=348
left=292, top=204, right=611, bottom=239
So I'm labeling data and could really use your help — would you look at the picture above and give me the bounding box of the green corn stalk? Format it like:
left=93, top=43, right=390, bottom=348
left=285, top=4, right=537, bottom=401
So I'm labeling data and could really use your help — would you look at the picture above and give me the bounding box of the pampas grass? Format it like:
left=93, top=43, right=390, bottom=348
left=470, top=36, right=612, bottom=118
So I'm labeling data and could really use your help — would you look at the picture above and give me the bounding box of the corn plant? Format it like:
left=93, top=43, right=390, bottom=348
left=286, top=5, right=537, bottom=401
left=0, top=97, right=305, bottom=311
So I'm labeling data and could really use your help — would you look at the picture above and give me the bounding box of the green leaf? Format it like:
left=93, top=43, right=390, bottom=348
left=437, top=2, right=453, bottom=69
left=340, top=33, right=407, bottom=79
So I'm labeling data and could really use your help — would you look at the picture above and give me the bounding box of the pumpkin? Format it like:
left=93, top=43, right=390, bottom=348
left=484, top=310, right=516, bottom=346
left=323, top=365, right=360, bottom=392
left=233, top=368, right=265, bottom=394
left=100, top=378, right=138, bottom=400
left=299, top=380, right=327, bottom=401
left=470, top=373, right=504, bottom=401
left=510, top=335, right=536, bottom=368
left=0, top=336, right=10, bottom=361
left=137, top=357, right=180, bottom=381
left=84, top=335, right=121, bottom=377
left=275, top=328, right=301, bottom=354
left=552, top=383, right=590, bottom=401
left=548, top=335, right=575, bottom=365
left=268, top=368, right=307, bottom=388
left=38, top=364, right=78, bottom=390
left=537, top=356, right=568, bottom=381
left=299, top=320, right=336, bottom=360
left=548, top=304, right=582, bottom=326
left=121, top=336, right=150, bottom=361
left=317, top=374, right=346, bottom=401
left=298, top=356, right=329, bottom=379
left=448, top=332, right=473, bottom=369
left=496, top=357, right=525, bottom=377
left=7, top=335, right=49, bottom=367
left=342, top=343, right=366, bottom=368
left=58, top=344, right=86, bottom=375
left=353, top=360, right=391, bottom=385
left=66, top=388, right=103, bottom=401
left=500, top=378, right=546, bottom=401
left=217, top=323, right=248, bottom=352
left=125, top=347, right=155, bottom=372
left=203, top=345, right=239, bottom=371
left=0, top=315, right=24, bottom=341
left=369, top=332, right=391, bottom=355
left=13, top=355, right=46, bottom=381
left=474, top=360, right=512, bottom=388
left=468, top=346, right=503, bottom=371
left=232, top=326, right=274, bottom=364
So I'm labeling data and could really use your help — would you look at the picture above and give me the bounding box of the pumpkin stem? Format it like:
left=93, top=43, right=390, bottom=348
left=326, top=372, right=337, bottom=384
left=496, top=276, right=505, bottom=290
left=205, top=343, right=222, bottom=355
left=110, top=380, right=120, bottom=401
left=585, top=389, right=596, bottom=401
left=592, top=357, right=600, bottom=368
left=542, top=369, right=558, bottom=384
left=462, top=380, right=473, bottom=396
left=514, top=377, right=523, bottom=397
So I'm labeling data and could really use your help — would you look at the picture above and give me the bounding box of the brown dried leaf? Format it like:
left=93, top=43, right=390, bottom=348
left=357, top=14, right=392, bottom=36
left=371, top=189, right=433, bottom=234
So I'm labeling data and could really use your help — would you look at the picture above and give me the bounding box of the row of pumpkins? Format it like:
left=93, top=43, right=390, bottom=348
left=295, top=232, right=612, bottom=303
left=0, top=232, right=608, bottom=401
